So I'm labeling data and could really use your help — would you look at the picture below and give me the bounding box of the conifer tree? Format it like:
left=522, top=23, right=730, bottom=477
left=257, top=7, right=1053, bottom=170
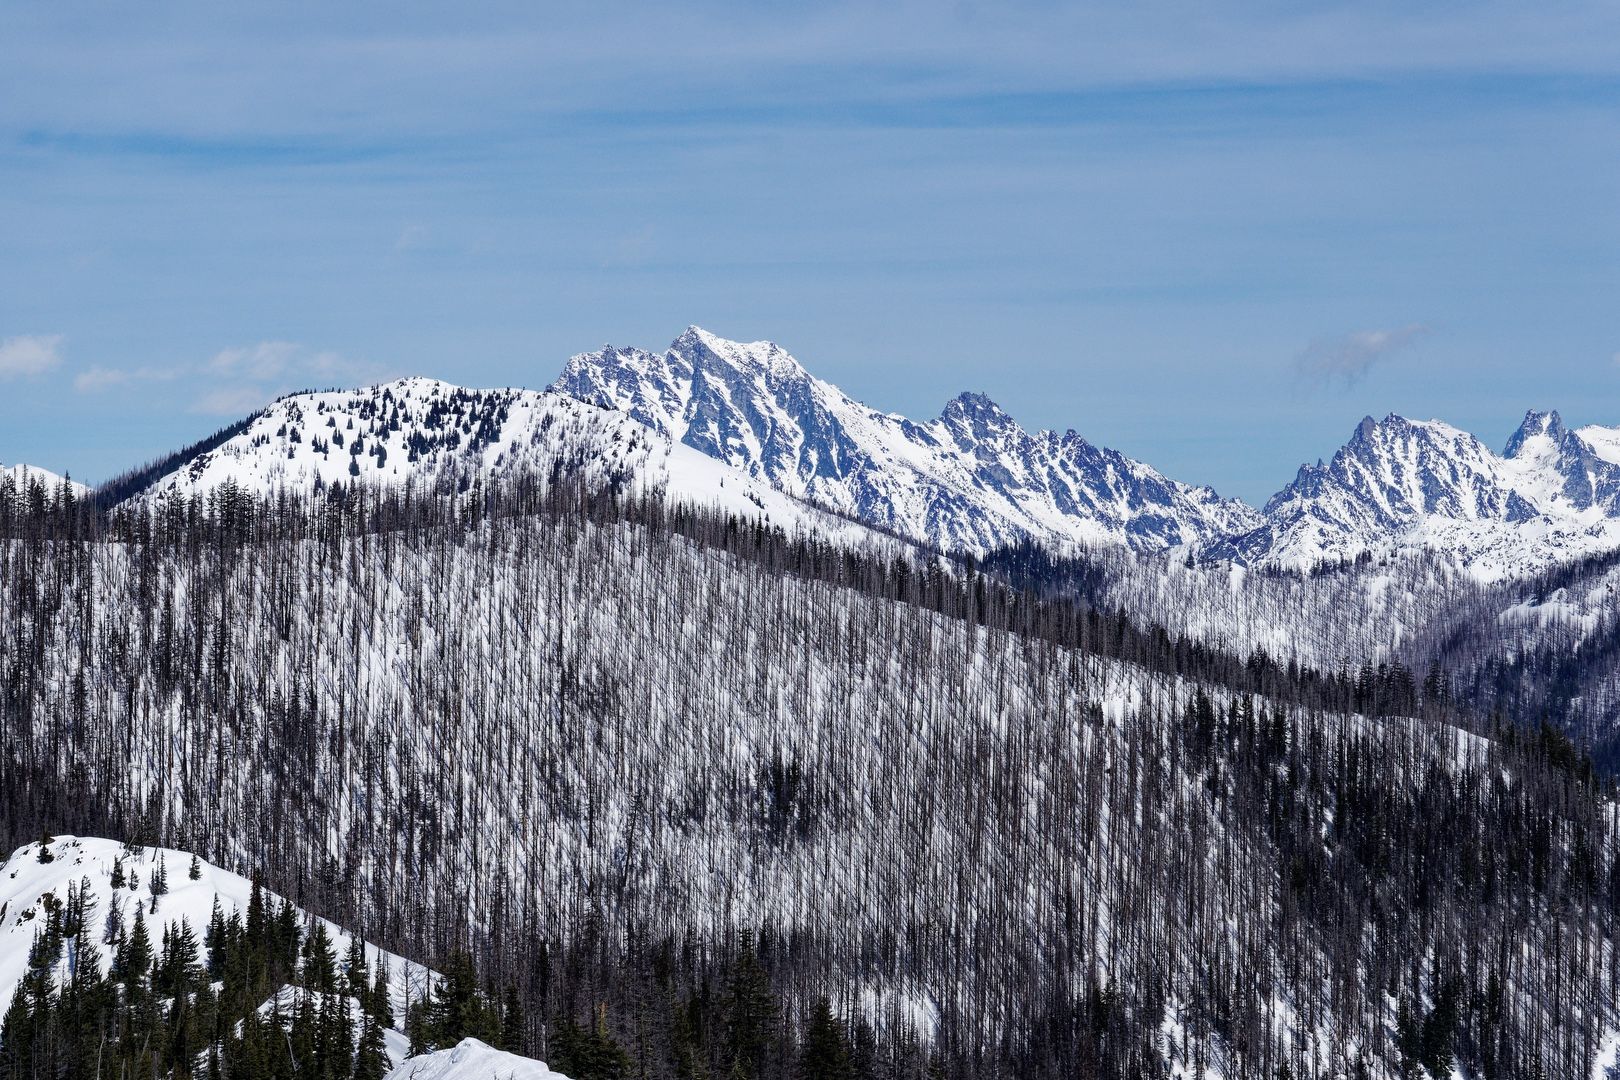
left=302, top=922, right=338, bottom=994
left=799, top=998, right=852, bottom=1080
left=149, top=857, right=169, bottom=913
left=353, top=1011, right=391, bottom=1080
left=117, top=907, right=154, bottom=986
left=370, top=959, right=394, bottom=1027
left=344, top=934, right=370, bottom=1001
left=724, top=932, right=777, bottom=1080
left=501, top=983, right=525, bottom=1053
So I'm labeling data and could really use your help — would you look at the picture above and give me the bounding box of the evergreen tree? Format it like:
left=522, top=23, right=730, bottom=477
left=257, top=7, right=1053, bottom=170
left=117, top=907, right=154, bottom=985
left=369, top=960, right=394, bottom=1027
left=551, top=1007, right=631, bottom=1080
left=799, top=998, right=852, bottom=1080
left=344, top=934, right=370, bottom=1000
left=353, top=1011, right=391, bottom=1080
left=301, top=922, right=338, bottom=994
left=724, top=933, right=777, bottom=1080
left=149, top=857, right=169, bottom=913
left=501, top=983, right=525, bottom=1053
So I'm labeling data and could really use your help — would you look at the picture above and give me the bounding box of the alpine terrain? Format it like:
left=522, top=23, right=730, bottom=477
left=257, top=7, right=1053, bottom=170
left=2, top=328, right=1619, bottom=1079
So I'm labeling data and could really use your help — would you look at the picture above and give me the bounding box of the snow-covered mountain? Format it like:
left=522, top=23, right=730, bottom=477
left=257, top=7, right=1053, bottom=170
left=95, top=328, right=1620, bottom=580
left=551, top=326, right=1260, bottom=553
left=2, top=462, right=89, bottom=497
left=122, top=377, right=876, bottom=543
left=551, top=329, right=1620, bottom=578
left=1215, top=410, right=1620, bottom=579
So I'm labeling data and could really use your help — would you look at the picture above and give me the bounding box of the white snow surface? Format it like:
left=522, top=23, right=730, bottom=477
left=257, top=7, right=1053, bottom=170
left=1, top=463, right=89, bottom=497
left=125, top=377, right=884, bottom=551
left=382, top=1038, right=566, bottom=1080
left=1576, top=423, right=1620, bottom=466
left=0, top=836, right=433, bottom=1067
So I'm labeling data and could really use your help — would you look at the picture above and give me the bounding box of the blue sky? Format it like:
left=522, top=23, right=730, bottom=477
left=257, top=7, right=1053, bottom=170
left=2, top=2, right=1617, bottom=502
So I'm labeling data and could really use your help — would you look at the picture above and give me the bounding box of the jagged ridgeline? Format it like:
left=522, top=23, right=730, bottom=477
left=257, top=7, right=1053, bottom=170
left=1, top=473, right=1619, bottom=1079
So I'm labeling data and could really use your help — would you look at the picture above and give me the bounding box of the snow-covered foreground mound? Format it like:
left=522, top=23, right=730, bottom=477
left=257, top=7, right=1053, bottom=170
left=0, top=835, right=431, bottom=1065
left=382, top=1038, right=565, bottom=1079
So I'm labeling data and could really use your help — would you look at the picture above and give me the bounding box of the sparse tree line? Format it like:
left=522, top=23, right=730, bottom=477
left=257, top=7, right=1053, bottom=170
left=0, top=470, right=1619, bottom=1077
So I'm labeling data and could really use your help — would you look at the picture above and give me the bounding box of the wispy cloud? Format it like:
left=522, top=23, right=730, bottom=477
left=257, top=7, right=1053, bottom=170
left=191, top=341, right=390, bottom=414
left=0, top=334, right=64, bottom=378
left=189, top=386, right=279, bottom=417
left=206, top=341, right=303, bottom=381
left=73, top=365, right=179, bottom=392
left=1295, top=324, right=1430, bottom=388
left=77, top=341, right=390, bottom=415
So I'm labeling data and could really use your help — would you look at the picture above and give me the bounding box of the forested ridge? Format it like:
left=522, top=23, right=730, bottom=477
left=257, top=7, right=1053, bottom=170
left=983, top=537, right=1620, bottom=768
left=2, top=469, right=1619, bottom=1078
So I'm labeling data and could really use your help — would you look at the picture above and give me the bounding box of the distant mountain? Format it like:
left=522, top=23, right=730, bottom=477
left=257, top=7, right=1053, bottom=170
left=551, top=326, right=1260, bottom=553
left=85, top=327, right=1620, bottom=579
left=1213, top=410, right=1620, bottom=579
left=2, top=462, right=89, bottom=498
left=116, top=376, right=872, bottom=542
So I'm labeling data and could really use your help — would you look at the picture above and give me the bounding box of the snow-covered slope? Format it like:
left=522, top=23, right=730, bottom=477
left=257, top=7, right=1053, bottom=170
left=123, top=377, right=873, bottom=543
left=1213, top=411, right=1620, bottom=579
left=552, top=327, right=1260, bottom=553
left=383, top=1038, right=564, bottom=1080
left=0, top=835, right=431, bottom=1066
left=2, top=463, right=89, bottom=497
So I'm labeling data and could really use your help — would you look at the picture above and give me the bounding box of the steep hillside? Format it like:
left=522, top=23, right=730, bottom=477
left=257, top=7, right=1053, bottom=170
left=2, top=477, right=1618, bottom=1078
left=0, top=835, right=538, bottom=1078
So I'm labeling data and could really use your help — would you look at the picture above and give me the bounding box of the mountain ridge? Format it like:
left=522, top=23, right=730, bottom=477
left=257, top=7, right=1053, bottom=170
left=552, top=325, right=1262, bottom=554
left=38, top=326, right=1620, bottom=579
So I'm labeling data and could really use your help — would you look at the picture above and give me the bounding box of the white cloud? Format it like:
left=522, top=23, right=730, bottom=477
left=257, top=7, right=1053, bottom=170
left=0, top=334, right=64, bottom=378
left=191, top=341, right=392, bottom=415
left=1296, top=324, right=1430, bottom=388
left=74, top=365, right=179, bottom=392
left=206, top=341, right=302, bottom=380
left=189, top=386, right=276, bottom=417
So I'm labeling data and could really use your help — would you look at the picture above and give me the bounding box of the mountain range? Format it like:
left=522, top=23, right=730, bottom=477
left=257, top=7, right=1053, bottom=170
left=70, top=326, right=1619, bottom=583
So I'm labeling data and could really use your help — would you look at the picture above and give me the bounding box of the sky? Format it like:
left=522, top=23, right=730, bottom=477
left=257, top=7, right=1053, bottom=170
left=2, top=2, right=1618, bottom=503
